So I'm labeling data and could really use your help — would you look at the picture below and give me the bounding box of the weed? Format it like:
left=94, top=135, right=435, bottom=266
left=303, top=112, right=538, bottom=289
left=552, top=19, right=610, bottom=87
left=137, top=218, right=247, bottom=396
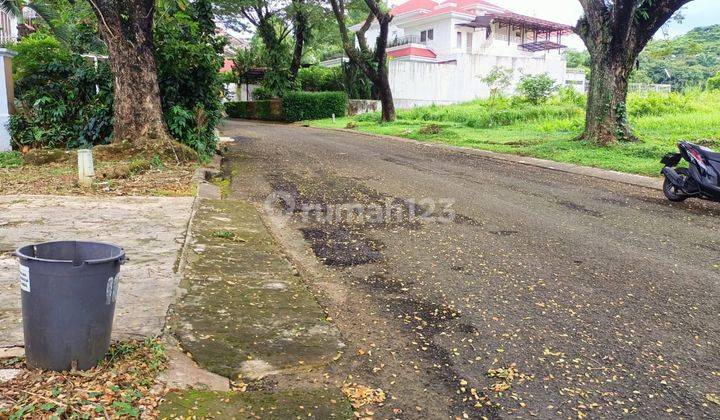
left=213, top=230, right=246, bottom=243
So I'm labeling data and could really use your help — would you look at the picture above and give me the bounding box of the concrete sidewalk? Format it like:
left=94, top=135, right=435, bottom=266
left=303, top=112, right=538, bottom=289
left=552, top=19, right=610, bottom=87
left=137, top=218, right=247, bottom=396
left=161, top=198, right=352, bottom=417
left=0, top=195, right=194, bottom=347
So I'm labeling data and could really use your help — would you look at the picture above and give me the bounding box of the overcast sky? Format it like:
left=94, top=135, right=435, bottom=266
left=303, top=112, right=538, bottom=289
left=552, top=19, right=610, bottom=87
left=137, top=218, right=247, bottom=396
left=390, top=0, right=720, bottom=49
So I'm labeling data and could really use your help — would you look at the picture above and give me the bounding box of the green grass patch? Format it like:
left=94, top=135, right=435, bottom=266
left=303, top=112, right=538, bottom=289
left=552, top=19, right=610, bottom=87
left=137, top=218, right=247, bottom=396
left=310, top=90, right=720, bottom=177
left=0, top=151, right=24, bottom=168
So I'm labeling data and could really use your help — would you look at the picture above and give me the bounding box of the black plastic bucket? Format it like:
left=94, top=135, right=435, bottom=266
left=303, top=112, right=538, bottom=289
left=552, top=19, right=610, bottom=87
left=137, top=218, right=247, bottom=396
left=15, top=241, right=125, bottom=371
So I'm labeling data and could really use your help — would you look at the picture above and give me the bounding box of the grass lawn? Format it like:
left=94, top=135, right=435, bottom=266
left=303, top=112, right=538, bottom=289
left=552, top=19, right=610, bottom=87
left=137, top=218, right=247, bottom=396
left=310, top=89, right=720, bottom=177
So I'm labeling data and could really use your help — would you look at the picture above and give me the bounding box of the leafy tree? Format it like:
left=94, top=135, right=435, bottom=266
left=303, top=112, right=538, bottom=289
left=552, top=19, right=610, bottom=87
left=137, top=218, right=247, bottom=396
left=634, top=25, right=720, bottom=89
left=481, top=66, right=513, bottom=97
left=575, top=0, right=695, bottom=145
left=214, top=0, right=318, bottom=95
left=564, top=48, right=591, bottom=70
left=329, top=0, right=395, bottom=121
left=84, top=0, right=172, bottom=146
left=155, top=0, right=225, bottom=155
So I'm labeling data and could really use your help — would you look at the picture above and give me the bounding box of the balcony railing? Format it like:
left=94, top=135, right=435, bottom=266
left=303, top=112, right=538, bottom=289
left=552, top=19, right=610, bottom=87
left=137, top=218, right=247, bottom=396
left=389, top=35, right=425, bottom=48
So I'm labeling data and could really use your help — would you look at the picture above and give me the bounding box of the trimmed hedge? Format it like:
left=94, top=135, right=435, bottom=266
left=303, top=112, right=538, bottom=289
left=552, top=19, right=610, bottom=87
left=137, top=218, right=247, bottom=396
left=225, top=101, right=247, bottom=117
left=282, top=91, right=348, bottom=122
left=225, top=100, right=283, bottom=121
left=225, top=91, right=348, bottom=122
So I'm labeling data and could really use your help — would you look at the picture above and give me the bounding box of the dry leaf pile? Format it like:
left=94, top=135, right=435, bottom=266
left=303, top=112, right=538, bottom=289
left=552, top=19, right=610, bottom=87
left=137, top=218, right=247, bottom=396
left=0, top=339, right=168, bottom=419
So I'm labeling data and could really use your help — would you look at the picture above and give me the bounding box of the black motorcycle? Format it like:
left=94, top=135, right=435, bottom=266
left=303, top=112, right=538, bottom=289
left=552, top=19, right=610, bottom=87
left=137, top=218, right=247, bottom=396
left=661, top=141, right=720, bottom=203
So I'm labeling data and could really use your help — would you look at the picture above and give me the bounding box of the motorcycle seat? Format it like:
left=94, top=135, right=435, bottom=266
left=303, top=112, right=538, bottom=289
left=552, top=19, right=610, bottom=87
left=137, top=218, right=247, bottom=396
left=692, top=144, right=720, bottom=163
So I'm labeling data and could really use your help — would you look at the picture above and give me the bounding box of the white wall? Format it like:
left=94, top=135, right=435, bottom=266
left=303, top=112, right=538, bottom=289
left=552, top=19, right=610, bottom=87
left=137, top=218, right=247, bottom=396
left=389, top=53, right=567, bottom=108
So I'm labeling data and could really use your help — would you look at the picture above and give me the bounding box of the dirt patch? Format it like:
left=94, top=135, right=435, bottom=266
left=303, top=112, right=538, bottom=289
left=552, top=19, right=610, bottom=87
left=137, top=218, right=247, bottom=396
left=301, top=226, right=382, bottom=267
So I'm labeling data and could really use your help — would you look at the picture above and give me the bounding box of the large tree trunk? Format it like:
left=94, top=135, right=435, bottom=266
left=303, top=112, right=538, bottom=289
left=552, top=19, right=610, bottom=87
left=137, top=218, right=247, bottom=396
left=289, top=0, right=308, bottom=80
left=582, top=46, right=636, bottom=144
left=329, top=0, right=396, bottom=122
left=89, top=0, right=171, bottom=144
left=374, top=16, right=395, bottom=122
left=575, top=0, right=693, bottom=145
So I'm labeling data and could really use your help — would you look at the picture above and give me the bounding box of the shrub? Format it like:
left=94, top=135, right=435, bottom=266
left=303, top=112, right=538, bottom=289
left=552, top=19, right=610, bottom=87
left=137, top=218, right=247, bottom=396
left=12, top=33, right=72, bottom=80
left=155, top=0, right=225, bottom=156
left=252, top=86, right=274, bottom=100
left=517, top=73, right=556, bottom=104
left=225, top=101, right=248, bottom=118
left=627, top=92, right=696, bottom=117
left=481, top=66, right=512, bottom=97
left=9, top=33, right=113, bottom=149
left=282, top=91, right=348, bottom=122
left=297, top=66, right=344, bottom=92
left=708, top=73, right=720, bottom=91
left=224, top=100, right=282, bottom=120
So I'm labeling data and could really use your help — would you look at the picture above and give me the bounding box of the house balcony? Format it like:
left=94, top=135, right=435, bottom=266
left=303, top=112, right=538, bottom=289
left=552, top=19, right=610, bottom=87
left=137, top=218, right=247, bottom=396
left=389, top=35, right=427, bottom=48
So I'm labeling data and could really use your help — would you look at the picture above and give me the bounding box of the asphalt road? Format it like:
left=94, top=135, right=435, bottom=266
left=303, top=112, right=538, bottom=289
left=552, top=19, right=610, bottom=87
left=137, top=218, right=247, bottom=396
left=220, top=119, right=720, bottom=419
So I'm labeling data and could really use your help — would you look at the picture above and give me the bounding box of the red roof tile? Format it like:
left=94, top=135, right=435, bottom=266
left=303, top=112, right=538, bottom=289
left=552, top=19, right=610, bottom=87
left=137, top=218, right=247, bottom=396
left=388, top=46, right=437, bottom=59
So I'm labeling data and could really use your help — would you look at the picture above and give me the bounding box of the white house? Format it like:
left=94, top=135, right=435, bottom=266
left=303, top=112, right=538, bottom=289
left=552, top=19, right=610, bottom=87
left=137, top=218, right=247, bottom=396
left=333, top=0, right=574, bottom=108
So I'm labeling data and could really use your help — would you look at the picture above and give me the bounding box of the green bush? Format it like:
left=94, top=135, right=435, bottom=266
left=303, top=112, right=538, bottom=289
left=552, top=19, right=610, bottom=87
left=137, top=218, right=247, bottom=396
left=225, top=101, right=248, bottom=118
left=297, top=66, right=344, bottom=92
left=517, top=73, right=557, bottom=104
left=708, top=73, right=720, bottom=91
left=224, top=100, right=282, bottom=120
left=155, top=0, right=225, bottom=156
left=282, top=91, right=348, bottom=122
left=9, top=33, right=113, bottom=149
left=252, top=86, right=274, bottom=100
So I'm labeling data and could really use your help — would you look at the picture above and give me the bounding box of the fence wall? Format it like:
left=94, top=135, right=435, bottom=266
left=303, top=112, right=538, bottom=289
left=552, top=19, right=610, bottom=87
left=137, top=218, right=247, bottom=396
left=388, top=53, right=566, bottom=109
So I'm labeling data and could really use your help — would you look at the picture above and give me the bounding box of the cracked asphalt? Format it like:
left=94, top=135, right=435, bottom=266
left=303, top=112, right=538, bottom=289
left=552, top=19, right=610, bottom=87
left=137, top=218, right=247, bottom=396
left=219, top=119, right=720, bottom=419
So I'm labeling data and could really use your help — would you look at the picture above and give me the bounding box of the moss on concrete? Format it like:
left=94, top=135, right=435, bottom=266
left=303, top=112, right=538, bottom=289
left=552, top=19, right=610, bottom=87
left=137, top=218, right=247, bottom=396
left=158, top=388, right=353, bottom=419
left=171, top=200, right=343, bottom=379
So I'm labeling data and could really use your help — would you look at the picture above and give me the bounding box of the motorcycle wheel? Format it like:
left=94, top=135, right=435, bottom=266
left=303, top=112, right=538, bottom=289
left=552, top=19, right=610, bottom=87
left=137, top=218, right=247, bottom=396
left=663, top=167, right=690, bottom=202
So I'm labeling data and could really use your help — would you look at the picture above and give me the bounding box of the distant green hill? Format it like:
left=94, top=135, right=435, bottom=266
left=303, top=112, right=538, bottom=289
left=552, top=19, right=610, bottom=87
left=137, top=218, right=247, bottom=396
left=636, top=25, right=720, bottom=89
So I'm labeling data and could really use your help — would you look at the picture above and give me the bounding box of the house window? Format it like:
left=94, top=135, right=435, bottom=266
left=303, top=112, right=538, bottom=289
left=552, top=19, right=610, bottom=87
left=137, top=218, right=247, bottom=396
left=420, top=29, right=434, bottom=42
left=456, top=31, right=462, bottom=48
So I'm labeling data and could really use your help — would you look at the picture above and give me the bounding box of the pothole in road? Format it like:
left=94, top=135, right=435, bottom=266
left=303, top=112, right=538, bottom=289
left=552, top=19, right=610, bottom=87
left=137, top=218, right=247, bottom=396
left=557, top=200, right=603, bottom=217
left=301, top=226, right=382, bottom=267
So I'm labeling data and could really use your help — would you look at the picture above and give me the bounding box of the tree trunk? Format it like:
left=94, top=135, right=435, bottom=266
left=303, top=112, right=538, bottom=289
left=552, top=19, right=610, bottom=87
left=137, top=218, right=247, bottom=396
left=89, top=0, right=171, bottom=144
left=373, top=14, right=395, bottom=122
left=574, top=0, right=692, bottom=145
left=289, top=0, right=308, bottom=80
left=581, top=47, right=636, bottom=144
left=376, top=70, right=395, bottom=122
